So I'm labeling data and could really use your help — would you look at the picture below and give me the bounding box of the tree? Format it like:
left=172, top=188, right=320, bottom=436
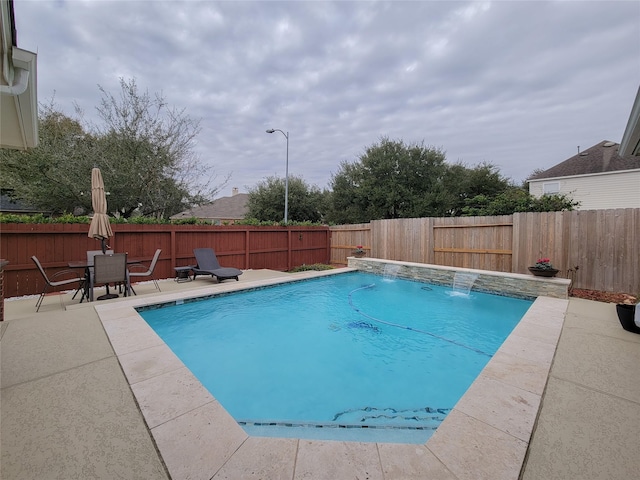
left=327, top=138, right=450, bottom=223
left=0, top=79, right=226, bottom=218
left=530, top=192, right=579, bottom=212
left=93, top=78, right=224, bottom=218
left=461, top=188, right=579, bottom=216
left=1, top=100, right=98, bottom=214
left=443, top=162, right=513, bottom=216
left=246, top=175, right=325, bottom=223
left=324, top=137, right=576, bottom=224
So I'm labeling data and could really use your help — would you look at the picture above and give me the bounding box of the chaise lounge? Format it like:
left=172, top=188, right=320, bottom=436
left=192, top=248, right=243, bottom=282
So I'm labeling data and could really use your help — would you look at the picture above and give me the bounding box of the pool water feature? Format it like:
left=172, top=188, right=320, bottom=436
left=452, top=271, right=479, bottom=296
left=140, top=272, right=532, bottom=443
left=383, top=263, right=401, bottom=280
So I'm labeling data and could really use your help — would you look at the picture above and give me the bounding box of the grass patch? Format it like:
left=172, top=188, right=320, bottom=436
left=287, top=263, right=335, bottom=273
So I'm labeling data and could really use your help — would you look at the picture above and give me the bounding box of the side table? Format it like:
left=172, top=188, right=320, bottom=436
left=174, top=265, right=195, bottom=283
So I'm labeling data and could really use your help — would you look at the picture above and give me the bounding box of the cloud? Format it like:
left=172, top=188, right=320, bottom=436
left=15, top=0, right=640, bottom=195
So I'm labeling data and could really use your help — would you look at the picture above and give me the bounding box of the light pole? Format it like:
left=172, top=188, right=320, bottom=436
left=266, top=128, right=289, bottom=223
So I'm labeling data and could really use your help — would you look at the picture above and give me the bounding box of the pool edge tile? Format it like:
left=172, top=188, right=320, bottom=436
left=102, top=316, right=165, bottom=356
left=482, top=350, right=550, bottom=395
left=118, top=343, right=185, bottom=385
left=499, top=333, right=557, bottom=367
left=211, top=436, right=298, bottom=479
left=150, top=401, right=248, bottom=480
left=130, top=366, right=218, bottom=429
left=426, top=409, right=528, bottom=480
left=453, top=374, right=542, bottom=442
left=378, top=443, right=457, bottom=479
left=295, top=439, right=384, bottom=479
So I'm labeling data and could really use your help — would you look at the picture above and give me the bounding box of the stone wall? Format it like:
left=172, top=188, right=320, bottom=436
left=347, top=257, right=570, bottom=299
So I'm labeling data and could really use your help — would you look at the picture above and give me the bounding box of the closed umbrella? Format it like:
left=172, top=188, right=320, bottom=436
left=87, top=167, right=113, bottom=253
left=88, top=167, right=118, bottom=300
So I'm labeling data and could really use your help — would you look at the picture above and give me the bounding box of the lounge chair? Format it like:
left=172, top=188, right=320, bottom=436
left=192, top=248, right=242, bottom=282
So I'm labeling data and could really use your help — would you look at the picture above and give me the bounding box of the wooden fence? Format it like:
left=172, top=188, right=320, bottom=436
left=3, top=209, right=638, bottom=297
left=0, top=224, right=330, bottom=297
left=330, top=209, right=640, bottom=295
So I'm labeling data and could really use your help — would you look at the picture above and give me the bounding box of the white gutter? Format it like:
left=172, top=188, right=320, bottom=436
left=528, top=168, right=640, bottom=183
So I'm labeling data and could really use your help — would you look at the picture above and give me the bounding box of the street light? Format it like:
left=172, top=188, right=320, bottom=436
left=266, top=128, right=289, bottom=223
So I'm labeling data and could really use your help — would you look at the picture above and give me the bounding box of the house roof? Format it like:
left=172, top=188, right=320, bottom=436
left=171, top=193, right=249, bottom=221
left=0, top=193, right=47, bottom=214
left=528, top=140, right=640, bottom=181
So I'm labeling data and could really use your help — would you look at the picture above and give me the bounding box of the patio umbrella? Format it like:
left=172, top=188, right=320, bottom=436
left=87, top=167, right=113, bottom=253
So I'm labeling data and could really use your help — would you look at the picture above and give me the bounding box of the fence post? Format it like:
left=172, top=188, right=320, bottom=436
left=0, top=260, right=7, bottom=321
left=170, top=226, right=177, bottom=268
left=287, top=228, right=292, bottom=271
left=244, top=228, right=249, bottom=269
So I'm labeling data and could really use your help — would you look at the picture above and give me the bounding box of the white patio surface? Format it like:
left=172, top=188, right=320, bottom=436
left=1, top=268, right=639, bottom=479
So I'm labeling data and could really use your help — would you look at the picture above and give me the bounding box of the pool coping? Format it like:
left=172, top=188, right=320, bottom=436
left=95, top=268, right=568, bottom=479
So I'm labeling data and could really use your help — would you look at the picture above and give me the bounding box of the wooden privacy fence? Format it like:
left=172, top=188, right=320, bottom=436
left=330, top=209, right=640, bottom=295
left=1, top=224, right=330, bottom=298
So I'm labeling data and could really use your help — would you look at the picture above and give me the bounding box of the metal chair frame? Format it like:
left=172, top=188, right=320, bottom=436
left=31, top=256, right=86, bottom=312
left=128, top=248, right=162, bottom=295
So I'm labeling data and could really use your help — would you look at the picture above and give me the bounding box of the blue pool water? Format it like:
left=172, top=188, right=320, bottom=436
left=140, top=272, right=532, bottom=443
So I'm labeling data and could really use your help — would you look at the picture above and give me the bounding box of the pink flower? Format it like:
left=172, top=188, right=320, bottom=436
left=534, top=257, right=554, bottom=270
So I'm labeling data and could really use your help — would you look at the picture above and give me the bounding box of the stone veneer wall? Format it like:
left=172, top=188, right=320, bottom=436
left=347, top=257, right=570, bottom=299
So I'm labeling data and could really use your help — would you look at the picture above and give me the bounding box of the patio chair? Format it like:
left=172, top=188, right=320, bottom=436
left=86, top=249, right=114, bottom=281
left=92, top=253, right=131, bottom=301
left=87, top=249, right=121, bottom=295
left=128, top=248, right=162, bottom=295
left=31, top=256, right=86, bottom=312
left=192, top=248, right=242, bottom=282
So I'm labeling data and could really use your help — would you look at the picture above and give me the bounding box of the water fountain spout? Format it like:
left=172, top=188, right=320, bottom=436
left=383, top=263, right=401, bottom=281
left=452, top=272, right=479, bottom=296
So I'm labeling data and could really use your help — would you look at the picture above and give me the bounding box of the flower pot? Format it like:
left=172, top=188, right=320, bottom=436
left=528, top=267, right=559, bottom=277
left=616, top=304, right=640, bottom=334
left=352, top=253, right=366, bottom=258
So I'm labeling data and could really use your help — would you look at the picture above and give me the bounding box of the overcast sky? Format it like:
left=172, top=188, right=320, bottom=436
left=15, top=0, right=640, bottom=197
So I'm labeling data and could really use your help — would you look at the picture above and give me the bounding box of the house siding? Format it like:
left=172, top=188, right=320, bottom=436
left=529, top=170, right=640, bottom=210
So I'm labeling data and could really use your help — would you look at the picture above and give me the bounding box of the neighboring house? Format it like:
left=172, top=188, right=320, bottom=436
left=1, top=0, right=38, bottom=149
left=0, top=191, right=47, bottom=215
left=528, top=140, right=640, bottom=210
left=171, top=188, right=249, bottom=224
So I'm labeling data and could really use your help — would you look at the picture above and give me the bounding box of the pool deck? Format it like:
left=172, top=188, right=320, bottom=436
left=2, top=268, right=639, bottom=479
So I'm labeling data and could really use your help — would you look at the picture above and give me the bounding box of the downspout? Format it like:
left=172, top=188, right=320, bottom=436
left=1, top=0, right=29, bottom=96
left=0, top=63, right=29, bottom=95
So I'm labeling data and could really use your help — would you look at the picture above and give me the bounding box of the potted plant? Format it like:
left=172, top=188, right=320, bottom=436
left=352, top=245, right=366, bottom=258
left=528, top=257, right=560, bottom=277
left=616, top=294, right=639, bottom=334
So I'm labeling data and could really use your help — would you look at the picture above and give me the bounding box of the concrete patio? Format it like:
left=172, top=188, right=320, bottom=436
left=1, top=269, right=639, bottom=479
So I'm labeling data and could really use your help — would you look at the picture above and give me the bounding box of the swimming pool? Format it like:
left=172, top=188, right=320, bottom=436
left=96, top=265, right=569, bottom=478
left=139, top=272, right=532, bottom=443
